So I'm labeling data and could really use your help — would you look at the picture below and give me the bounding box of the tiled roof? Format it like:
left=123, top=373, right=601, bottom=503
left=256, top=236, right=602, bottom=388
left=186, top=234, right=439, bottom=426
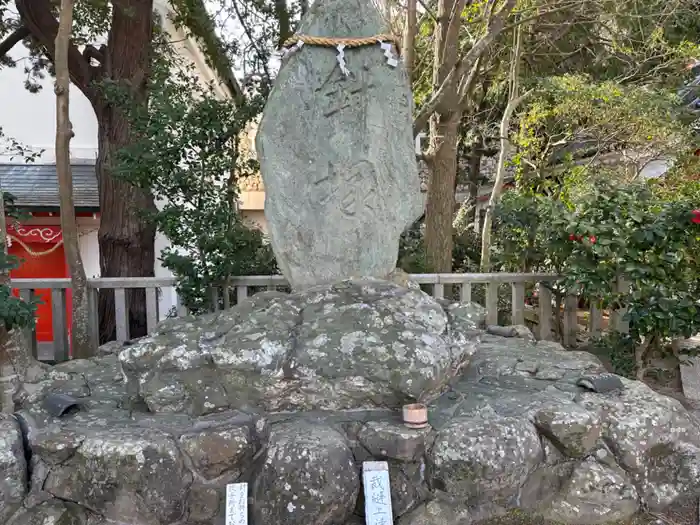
left=0, top=163, right=99, bottom=209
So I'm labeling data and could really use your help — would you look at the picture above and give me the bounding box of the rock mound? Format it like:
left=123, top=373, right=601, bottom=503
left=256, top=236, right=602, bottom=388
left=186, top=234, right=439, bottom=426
left=252, top=422, right=360, bottom=525
left=119, top=279, right=485, bottom=415
left=3, top=290, right=700, bottom=524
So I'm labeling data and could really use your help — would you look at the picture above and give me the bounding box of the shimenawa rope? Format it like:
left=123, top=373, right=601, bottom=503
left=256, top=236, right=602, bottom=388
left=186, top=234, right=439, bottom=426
left=282, top=33, right=402, bottom=54
left=6, top=235, right=64, bottom=257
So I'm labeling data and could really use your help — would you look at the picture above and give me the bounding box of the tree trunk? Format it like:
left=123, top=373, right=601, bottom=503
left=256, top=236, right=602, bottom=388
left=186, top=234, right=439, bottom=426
left=423, top=0, right=465, bottom=272
left=274, top=0, right=292, bottom=47
left=425, top=113, right=461, bottom=272
left=55, top=0, right=92, bottom=359
left=95, top=112, right=157, bottom=343
left=94, top=1, right=157, bottom=342
left=401, top=0, right=417, bottom=80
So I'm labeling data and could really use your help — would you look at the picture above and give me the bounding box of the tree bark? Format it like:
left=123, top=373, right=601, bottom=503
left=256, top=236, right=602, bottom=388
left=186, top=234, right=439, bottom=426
left=16, top=0, right=158, bottom=343
left=0, top=26, right=30, bottom=60
left=55, top=0, right=92, bottom=359
left=94, top=0, right=157, bottom=342
left=425, top=113, right=461, bottom=272
left=423, top=0, right=465, bottom=272
left=274, top=0, right=292, bottom=47
left=420, top=0, right=518, bottom=272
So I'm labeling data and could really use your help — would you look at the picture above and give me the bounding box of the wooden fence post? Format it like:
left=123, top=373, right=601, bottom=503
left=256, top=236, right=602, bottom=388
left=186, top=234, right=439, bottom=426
left=114, top=288, right=129, bottom=342
left=562, top=294, right=578, bottom=347
left=51, top=289, right=69, bottom=362
left=511, top=282, right=526, bottom=325
left=610, top=276, right=630, bottom=334
left=460, top=282, right=472, bottom=303
left=210, top=287, right=219, bottom=312
left=538, top=285, right=554, bottom=341
left=485, top=282, right=499, bottom=326
left=237, top=285, right=248, bottom=305
left=588, top=301, right=603, bottom=339
left=145, top=287, right=159, bottom=333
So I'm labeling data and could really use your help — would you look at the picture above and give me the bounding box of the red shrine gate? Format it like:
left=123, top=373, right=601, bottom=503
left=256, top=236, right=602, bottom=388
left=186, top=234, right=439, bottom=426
left=7, top=222, right=72, bottom=353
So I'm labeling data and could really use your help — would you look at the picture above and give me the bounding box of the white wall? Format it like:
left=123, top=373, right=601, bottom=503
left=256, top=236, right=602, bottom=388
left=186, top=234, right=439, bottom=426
left=78, top=224, right=101, bottom=279
left=0, top=58, right=97, bottom=164
left=0, top=4, right=229, bottom=162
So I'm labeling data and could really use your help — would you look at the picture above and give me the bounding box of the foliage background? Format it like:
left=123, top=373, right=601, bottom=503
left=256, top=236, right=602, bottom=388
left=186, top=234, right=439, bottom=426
left=113, top=37, right=277, bottom=315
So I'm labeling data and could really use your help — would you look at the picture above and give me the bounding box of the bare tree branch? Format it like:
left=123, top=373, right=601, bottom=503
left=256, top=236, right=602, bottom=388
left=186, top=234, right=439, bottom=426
left=412, top=0, right=517, bottom=137
left=480, top=20, right=529, bottom=271
left=15, top=0, right=98, bottom=103
left=82, top=44, right=105, bottom=65
left=0, top=26, right=30, bottom=60
left=416, top=0, right=437, bottom=22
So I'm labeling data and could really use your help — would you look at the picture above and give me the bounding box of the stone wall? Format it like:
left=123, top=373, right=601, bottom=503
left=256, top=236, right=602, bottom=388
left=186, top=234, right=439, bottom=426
left=3, top=281, right=700, bottom=525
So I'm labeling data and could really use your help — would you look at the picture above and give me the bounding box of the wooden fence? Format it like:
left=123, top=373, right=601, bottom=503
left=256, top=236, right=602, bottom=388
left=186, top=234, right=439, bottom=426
left=10, top=273, right=629, bottom=363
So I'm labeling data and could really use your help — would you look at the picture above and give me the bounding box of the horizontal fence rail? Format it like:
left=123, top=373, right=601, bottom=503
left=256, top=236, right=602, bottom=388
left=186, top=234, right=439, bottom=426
left=10, top=274, right=627, bottom=363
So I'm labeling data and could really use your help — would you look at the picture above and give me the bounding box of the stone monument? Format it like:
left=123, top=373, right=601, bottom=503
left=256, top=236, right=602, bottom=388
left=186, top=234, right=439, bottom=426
left=256, top=0, right=423, bottom=290
left=4, top=2, right=700, bottom=524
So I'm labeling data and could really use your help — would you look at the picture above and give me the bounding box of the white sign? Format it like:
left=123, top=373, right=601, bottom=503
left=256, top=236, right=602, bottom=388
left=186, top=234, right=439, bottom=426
left=225, top=482, right=248, bottom=525
left=362, top=461, right=393, bottom=525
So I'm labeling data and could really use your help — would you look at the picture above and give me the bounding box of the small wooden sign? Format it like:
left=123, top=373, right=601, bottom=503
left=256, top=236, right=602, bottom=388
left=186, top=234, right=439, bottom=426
left=362, top=461, right=393, bottom=525
left=225, top=482, right=248, bottom=525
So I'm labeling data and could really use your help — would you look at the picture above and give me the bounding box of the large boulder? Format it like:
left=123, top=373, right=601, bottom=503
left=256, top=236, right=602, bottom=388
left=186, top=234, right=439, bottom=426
left=9, top=392, right=268, bottom=525
left=542, top=458, right=639, bottom=523
left=578, top=380, right=700, bottom=510
left=251, top=422, right=360, bottom=525
left=426, top=333, right=700, bottom=523
left=119, top=280, right=484, bottom=415
left=255, top=0, right=423, bottom=290
left=428, top=413, right=543, bottom=510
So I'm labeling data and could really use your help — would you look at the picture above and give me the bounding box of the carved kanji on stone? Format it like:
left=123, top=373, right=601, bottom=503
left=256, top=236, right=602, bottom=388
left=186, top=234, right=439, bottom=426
left=256, top=0, right=422, bottom=289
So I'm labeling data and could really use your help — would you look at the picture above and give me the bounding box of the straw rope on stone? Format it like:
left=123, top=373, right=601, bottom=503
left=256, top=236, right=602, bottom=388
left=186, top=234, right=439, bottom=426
left=282, top=33, right=401, bottom=53
left=281, top=33, right=402, bottom=75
